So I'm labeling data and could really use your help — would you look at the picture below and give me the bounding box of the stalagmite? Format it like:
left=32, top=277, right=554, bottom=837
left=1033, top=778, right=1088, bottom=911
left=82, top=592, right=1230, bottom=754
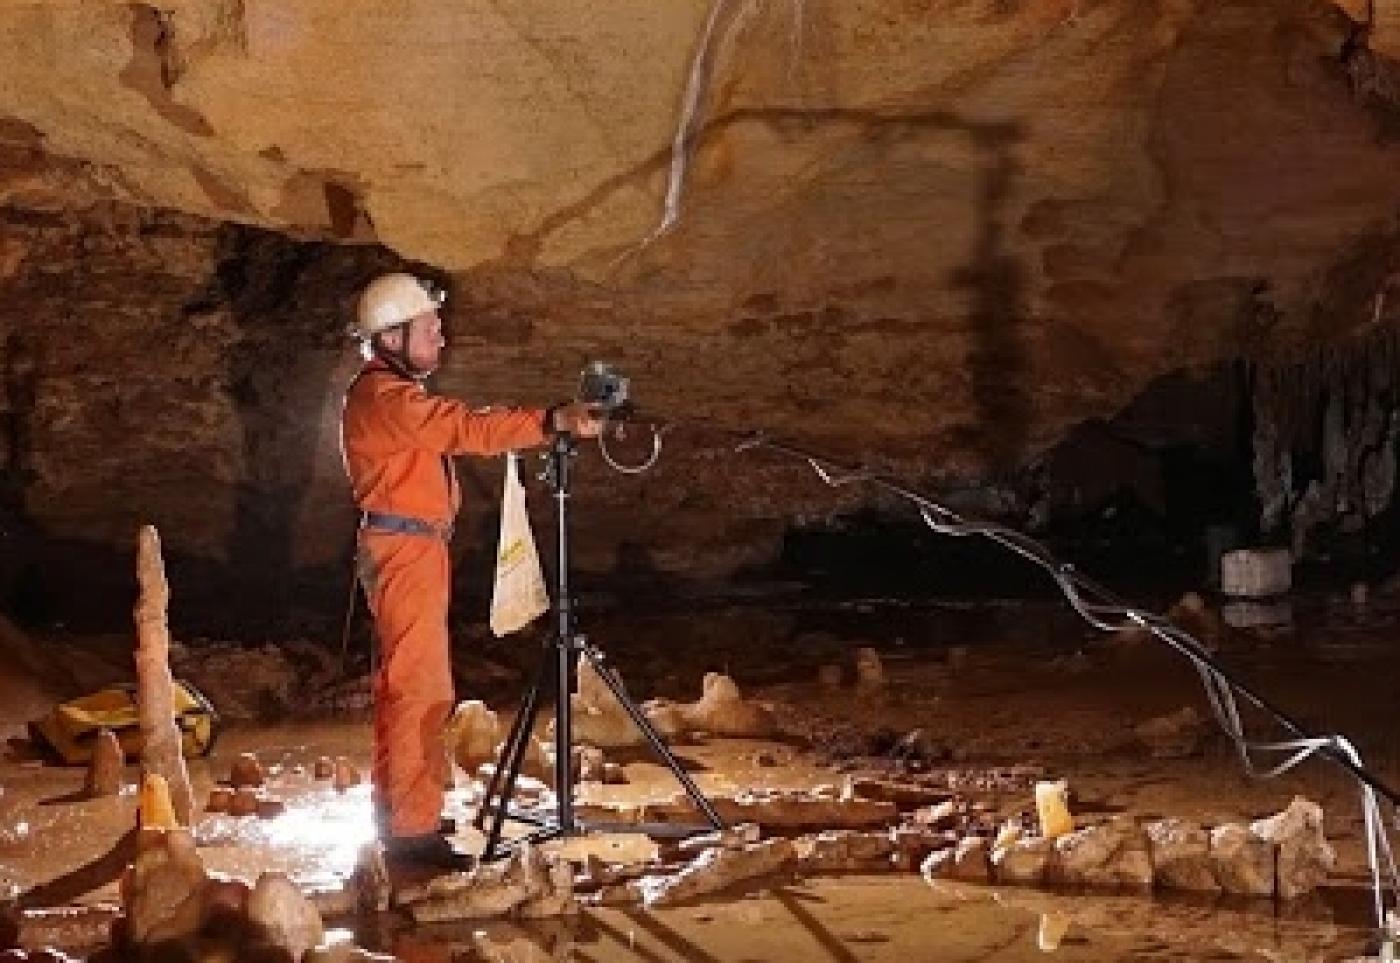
left=446, top=700, right=501, bottom=775
left=229, top=753, right=265, bottom=788
left=133, top=526, right=194, bottom=827
left=82, top=729, right=123, bottom=799
left=854, top=648, right=884, bottom=687
left=677, top=673, right=776, bottom=737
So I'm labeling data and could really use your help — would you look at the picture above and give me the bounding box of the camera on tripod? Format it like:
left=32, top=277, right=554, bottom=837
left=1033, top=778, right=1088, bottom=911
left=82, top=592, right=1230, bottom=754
left=578, top=361, right=630, bottom=415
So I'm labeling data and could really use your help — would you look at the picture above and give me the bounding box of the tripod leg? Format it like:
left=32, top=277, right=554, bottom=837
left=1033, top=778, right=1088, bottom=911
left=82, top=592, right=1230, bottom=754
left=555, top=635, right=576, bottom=832
left=481, top=653, right=555, bottom=861
left=582, top=646, right=725, bottom=830
left=473, top=666, right=544, bottom=832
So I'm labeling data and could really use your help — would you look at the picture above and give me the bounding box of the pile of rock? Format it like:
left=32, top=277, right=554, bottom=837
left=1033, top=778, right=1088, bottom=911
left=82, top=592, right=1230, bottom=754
left=922, top=796, right=1334, bottom=900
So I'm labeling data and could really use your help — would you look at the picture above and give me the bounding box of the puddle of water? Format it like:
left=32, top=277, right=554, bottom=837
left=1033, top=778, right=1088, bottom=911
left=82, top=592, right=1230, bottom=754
left=359, top=875, right=1377, bottom=963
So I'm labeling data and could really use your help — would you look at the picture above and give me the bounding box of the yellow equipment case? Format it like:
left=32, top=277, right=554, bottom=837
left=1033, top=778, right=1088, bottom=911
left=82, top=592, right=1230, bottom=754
left=28, top=680, right=219, bottom=765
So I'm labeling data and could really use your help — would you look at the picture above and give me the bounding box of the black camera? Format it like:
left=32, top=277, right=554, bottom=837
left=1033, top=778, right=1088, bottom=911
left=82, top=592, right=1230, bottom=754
left=578, top=361, right=630, bottom=413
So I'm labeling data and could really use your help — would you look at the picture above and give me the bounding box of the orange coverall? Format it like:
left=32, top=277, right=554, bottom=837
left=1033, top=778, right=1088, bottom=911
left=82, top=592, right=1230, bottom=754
left=341, top=359, right=547, bottom=837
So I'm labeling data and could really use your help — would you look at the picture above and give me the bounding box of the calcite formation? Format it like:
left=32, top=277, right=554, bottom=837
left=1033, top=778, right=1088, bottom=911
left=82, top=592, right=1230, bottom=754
left=4, top=1, right=1400, bottom=626
left=82, top=729, right=124, bottom=799
left=132, top=526, right=194, bottom=827
left=396, top=844, right=577, bottom=923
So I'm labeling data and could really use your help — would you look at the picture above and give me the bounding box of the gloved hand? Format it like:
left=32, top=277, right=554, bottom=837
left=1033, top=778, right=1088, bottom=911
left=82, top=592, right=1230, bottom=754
left=551, top=401, right=604, bottom=438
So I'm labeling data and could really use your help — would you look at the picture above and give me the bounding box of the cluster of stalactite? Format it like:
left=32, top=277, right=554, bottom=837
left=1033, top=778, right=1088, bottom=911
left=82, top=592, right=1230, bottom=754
left=1250, top=325, right=1400, bottom=557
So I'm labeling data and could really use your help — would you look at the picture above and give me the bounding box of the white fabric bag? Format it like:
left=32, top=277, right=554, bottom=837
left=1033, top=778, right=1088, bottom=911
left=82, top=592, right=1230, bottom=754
left=489, top=452, right=550, bottom=636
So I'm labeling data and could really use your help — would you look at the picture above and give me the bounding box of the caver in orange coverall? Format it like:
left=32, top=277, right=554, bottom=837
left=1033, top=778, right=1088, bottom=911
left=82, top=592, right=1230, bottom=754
left=341, top=358, right=548, bottom=838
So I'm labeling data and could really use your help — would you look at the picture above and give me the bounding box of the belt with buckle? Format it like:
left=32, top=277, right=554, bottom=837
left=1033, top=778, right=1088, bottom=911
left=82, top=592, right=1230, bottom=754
left=360, top=511, right=453, bottom=541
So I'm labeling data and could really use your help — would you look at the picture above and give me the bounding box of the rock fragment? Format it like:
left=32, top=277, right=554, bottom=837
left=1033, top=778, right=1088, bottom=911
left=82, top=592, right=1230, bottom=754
left=246, top=872, right=325, bottom=963
left=1049, top=818, right=1153, bottom=889
left=1209, top=822, right=1275, bottom=896
left=636, top=839, right=798, bottom=907
left=83, top=729, right=124, bottom=798
left=1252, top=796, right=1335, bottom=900
left=1145, top=819, right=1219, bottom=892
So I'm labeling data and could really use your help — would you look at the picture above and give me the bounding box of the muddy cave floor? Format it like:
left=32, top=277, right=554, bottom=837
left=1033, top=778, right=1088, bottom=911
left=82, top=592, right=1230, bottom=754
left=5, top=595, right=1400, bottom=961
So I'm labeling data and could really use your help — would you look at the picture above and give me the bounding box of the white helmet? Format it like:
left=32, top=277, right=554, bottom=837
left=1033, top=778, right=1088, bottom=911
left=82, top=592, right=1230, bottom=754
left=351, top=272, right=445, bottom=339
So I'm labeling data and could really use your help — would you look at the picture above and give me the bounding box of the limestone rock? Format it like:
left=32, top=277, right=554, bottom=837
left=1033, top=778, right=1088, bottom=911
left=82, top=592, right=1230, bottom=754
left=246, top=872, right=325, bottom=963
left=675, top=822, right=762, bottom=856
left=229, top=752, right=265, bottom=789
left=991, top=835, right=1054, bottom=886
left=854, top=648, right=884, bottom=687
left=352, top=843, right=391, bottom=915
left=83, top=728, right=124, bottom=798
left=1145, top=819, right=1219, bottom=892
left=922, top=836, right=989, bottom=884
left=304, top=944, right=398, bottom=963
left=913, top=800, right=962, bottom=831
left=1209, top=823, right=1275, bottom=897
left=796, top=830, right=896, bottom=873
left=122, top=828, right=207, bottom=946
left=313, top=756, right=334, bottom=780
left=1049, top=818, right=1153, bottom=889
left=1251, top=796, right=1336, bottom=900
left=446, top=700, right=501, bottom=775
left=639, top=788, right=897, bottom=832
left=677, top=673, right=776, bottom=738
left=637, top=838, right=798, bottom=907
left=333, top=757, right=361, bottom=793
left=568, top=657, right=686, bottom=749
left=1133, top=706, right=1211, bottom=758
left=399, top=844, right=577, bottom=923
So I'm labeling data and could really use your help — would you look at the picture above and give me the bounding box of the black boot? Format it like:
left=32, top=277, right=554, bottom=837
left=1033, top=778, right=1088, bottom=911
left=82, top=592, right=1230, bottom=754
left=382, top=833, right=475, bottom=872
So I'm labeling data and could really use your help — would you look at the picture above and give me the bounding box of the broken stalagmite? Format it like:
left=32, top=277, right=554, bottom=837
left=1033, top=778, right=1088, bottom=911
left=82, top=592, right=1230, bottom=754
left=83, top=729, right=123, bottom=799
left=133, top=526, right=194, bottom=827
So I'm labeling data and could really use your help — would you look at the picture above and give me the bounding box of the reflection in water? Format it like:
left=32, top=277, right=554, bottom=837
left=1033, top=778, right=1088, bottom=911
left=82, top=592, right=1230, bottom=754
left=358, top=875, right=1376, bottom=962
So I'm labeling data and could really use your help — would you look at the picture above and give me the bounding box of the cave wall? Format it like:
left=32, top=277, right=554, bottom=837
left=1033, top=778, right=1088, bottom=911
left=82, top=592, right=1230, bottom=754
left=3, top=0, right=1400, bottom=629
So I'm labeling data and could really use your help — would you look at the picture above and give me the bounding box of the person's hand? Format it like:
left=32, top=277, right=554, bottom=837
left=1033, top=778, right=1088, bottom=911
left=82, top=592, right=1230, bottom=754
left=552, top=401, right=604, bottom=438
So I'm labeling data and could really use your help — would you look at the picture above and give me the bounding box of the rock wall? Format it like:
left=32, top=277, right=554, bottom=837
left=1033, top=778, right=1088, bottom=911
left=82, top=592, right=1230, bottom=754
left=2, top=0, right=1400, bottom=630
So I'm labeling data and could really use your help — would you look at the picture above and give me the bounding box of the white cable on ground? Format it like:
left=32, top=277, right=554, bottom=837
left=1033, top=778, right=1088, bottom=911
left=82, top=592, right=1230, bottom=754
left=594, top=423, right=1400, bottom=931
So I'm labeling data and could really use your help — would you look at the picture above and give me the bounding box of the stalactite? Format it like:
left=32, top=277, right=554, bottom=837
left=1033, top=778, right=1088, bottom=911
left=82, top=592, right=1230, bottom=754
left=1251, top=323, right=1400, bottom=556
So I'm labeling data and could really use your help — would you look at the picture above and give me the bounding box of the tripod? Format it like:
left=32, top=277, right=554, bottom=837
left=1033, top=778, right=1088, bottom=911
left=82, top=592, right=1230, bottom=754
left=474, top=431, right=724, bottom=860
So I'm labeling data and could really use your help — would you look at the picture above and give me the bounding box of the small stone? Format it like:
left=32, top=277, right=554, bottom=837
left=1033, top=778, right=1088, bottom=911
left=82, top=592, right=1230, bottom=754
left=229, top=788, right=261, bottom=818
left=1133, top=707, right=1210, bottom=759
left=913, top=800, right=960, bottom=831
left=445, top=700, right=501, bottom=775
left=576, top=745, right=605, bottom=783
left=230, top=753, right=265, bottom=789
left=256, top=796, right=286, bottom=820
left=333, top=758, right=361, bottom=793
left=921, top=836, right=989, bottom=883
left=313, top=756, right=334, bottom=780
left=205, top=787, right=235, bottom=814
left=246, top=872, right=325, bottom=963
left=991, top=836, right=1053, bottom=885
left=84, top=728, right=125, bottom=798
left=854, top=648, right=884, bottom=687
